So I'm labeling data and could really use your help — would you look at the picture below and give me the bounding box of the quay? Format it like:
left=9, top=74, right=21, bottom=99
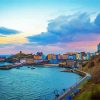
left=0, top=63, right=24, bottom=70
left=0, top=63, right=59, bottom=70
left=44, top=64, right=59, bottom=66
left=60, top=69, right=74, bottom=73
left=58, top=69, right=91, bottom=100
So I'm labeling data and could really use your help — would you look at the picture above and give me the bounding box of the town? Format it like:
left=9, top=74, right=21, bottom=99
left=0, top=43, right=100, bottom=68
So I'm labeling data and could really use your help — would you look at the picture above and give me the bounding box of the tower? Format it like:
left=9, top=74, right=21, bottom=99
left=97, top=43, right=100, bottom=52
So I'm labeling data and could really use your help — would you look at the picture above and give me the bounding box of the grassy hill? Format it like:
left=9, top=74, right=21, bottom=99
left=74, top=54, right=100, bottom=100
left=6, top=53, right=33, bottom=63
left=82, top=54, right=100, bottom=84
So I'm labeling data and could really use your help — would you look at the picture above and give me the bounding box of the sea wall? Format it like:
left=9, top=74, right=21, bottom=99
left=58, top=69, right=91, bottom=100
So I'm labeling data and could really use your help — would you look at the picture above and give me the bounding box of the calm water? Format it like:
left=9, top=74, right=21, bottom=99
left=0, top=66, right=81, bottom=100
left=0, top=62, right=12, bottom=67
left=0, top=55, right=11, bottom=58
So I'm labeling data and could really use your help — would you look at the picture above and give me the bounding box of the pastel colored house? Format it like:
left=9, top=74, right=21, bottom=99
left=80, top=52, right=87, bottom=60
left=58, top=54, right=63, bottom=60
left=42, top=54, right=46, bottom=60
left=76, top=53, right=81, bottom=60
left=33, top=55, right=43, bottom=63
left=68, top=54, right=76, bottom=60
left=33, top=55, right=42, bottom=60
left=0, top=58, right=5, bottom=62
left=20, top=59, right=26, bottom=63
left=62, top=54, right=69, bottom=60
left=20, top=58, right=34, bottom=64
left=26, top=58, right=34, bottom=64
left=86, top=52, right=91, bottom=60
left=46, top=54, right=59, bottom=64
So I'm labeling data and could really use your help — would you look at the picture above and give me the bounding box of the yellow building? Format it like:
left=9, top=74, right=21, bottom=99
left=76, top=53, right=81, bottom=60
left=47, top=54, right=56, bottom=60
left=33, top=55, right=42, bottom=60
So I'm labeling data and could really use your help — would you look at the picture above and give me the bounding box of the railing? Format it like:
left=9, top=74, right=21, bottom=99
left=57, top=69, right=91, bottom=100
left=35, top=70, right=91, bottom=100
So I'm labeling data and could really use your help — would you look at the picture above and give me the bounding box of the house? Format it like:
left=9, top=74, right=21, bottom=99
left=20, top=59, right=26, bottom=63
left=47, top=54, right=56, bottom=60
left=86, top=52, right=91, bottom=60
left=33, top=55, right=43, bottom=63
left=66, top=60, right=76, bottom=67
left=58, top=54, right=63, bottom=60
left=33, top=55, right=42, bottom=60
left=46, top=54, right=59, bottom=64
left=62, top=54, right=69, bottom=60
left=0, top=58, right=5, bottom=62
left=68, top=54, right=76, bottom=60
left=76, top=53, right=81, bottom=60
left=20, top=58, right=34, bottom=64
left=26, top=58, right=34, bottom=64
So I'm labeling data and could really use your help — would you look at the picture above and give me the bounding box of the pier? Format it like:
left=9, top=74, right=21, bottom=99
left=0, top=63, right=23, bottom=70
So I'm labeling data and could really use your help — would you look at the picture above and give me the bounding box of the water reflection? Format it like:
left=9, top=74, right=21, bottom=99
left=0, top=66, right=81, bottom=100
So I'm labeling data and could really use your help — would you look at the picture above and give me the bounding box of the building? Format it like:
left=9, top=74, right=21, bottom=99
left=46, top=54, right=59, bottom=64
left=36, top=52, right=43, bottom=56
left=47, top=54, right=56, bottom=60
left=76, top=53, right=81, bottom=60
left=97, top=43, right=100, bottom=52
left=68, top=54, right=76, bottom=60
left=65, top=52, right=77, bottom=60
left=33, top=55, right=42, bottom=60
left=58, top=54, right=63, bottom=60
left=66, top=60, right=76, bottom=67
left=20, top=58, right=34, bottom=64
left=42, top=55, right=46, bottom=60
left=86, top=52, right=91, bottom=60
left=80, top=52, right=87, bottom=60
left=34, top=59, right=43, bottom=63
left=26, top=59, right=34, bottom=64
left=62, top=54, right=69, bottom=60
left=95, top=52, right=100, bottom=55
left=0, top=58, right=5, bottom=62
left=47, top=54, right=52, bottom=60
left=20, top=59, right=26, bottom=63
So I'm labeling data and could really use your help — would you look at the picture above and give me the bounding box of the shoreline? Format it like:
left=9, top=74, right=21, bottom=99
left=58, top=69, right=91, bottom=100
left=44, top=64, right=59, bottom=67
left=0, top=62, right=91, bottom=100
left=0, top=63, right=59, bottom=70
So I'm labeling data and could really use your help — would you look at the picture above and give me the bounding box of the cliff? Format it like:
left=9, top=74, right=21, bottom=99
left=74, top=54, right=100, bottom=100
left=82, top=54, right=100, bottom=84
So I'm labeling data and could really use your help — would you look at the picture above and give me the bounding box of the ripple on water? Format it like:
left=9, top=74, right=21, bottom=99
left=0, top=66, right=82, bottom=100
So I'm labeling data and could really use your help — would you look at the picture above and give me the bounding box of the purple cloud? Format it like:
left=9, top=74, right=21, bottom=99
left=28, top=12, right=100, bottom=45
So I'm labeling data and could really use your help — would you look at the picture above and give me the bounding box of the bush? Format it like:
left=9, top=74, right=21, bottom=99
left=88, top=62, right=95, bottom=68
left=91, top=86, right=100, bottom=100
left=97, top=59, right=100, bottom=63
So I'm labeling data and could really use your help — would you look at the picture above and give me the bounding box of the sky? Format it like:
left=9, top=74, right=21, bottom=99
left=0, top=0, right=100, bottom=54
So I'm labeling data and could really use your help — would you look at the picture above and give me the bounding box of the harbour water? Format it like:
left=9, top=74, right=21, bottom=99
left=0, top=62, right=12, bottom=67
left=0, top=65, right=82, bottom=100
left=0, top=54, right=11, bottom=58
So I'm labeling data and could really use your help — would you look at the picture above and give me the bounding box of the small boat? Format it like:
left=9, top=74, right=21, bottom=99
left=16, top=67, right=20, bottom=69
left=31, top=67, right=35, bottom=69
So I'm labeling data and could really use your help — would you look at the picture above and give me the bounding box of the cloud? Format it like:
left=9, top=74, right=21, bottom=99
left=0, top=27, right=20, bottom=35
left=28, top=12, right=100, bottom=45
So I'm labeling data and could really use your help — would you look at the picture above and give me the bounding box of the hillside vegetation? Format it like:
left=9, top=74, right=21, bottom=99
left=82, top=54, right=100, bottom=84
left=74, top=54, right=100, bottom=100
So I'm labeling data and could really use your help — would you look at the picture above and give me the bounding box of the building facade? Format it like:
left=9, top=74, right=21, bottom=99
left=97, top=43, right=100, bottom=52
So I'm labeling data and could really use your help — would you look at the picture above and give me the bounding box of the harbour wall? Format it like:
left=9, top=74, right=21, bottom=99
left=58, top=69, right=91, bottom=100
